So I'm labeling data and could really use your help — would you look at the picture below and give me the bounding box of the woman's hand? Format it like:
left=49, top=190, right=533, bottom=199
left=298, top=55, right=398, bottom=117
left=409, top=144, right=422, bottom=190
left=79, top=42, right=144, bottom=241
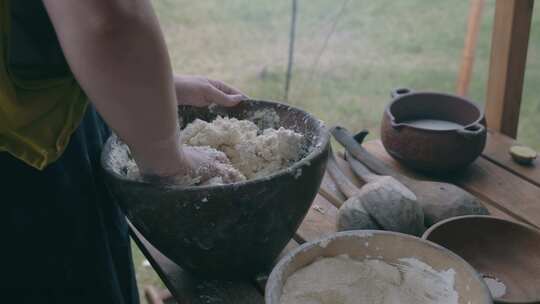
left=142, top=146, right=240, bottom=185
left=174, top=75, right=248, bottom=107
left=141, top=75, right=247, bottom=184
left=181, top=146, right=242, bottom=184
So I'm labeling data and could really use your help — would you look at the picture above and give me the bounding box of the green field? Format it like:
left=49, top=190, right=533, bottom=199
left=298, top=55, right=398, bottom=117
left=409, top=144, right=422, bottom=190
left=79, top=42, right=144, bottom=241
left=134, top=1, right=540, bottom=302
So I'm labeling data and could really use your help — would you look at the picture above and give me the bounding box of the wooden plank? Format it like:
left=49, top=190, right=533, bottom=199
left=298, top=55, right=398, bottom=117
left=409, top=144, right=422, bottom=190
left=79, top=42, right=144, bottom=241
left=338, top=139, right=513, bottom=221
left=362, top=140, right=521, bottom=222
left=294, top=148, right=374, bottom=243
left=359, top=141, right=515, bottom=222
left=321, top=173, right=346, bottom=203
left=485, top=0, right=534, bottom=138
left=336, top=154, right=364, bottom=187
left=295, top=194, right=338, bottom=243
left=482, top=130, right=539, bottom=187
left=295, top=152, right=371, bottom=244
left=128, top=222, right=264, bottom=304
left=363, top=140, right=540, bottom=228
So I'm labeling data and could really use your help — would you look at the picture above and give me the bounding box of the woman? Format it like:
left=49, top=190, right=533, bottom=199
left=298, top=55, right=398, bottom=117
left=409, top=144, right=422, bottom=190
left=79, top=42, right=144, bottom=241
left=1, top=0, right=246, bottom=303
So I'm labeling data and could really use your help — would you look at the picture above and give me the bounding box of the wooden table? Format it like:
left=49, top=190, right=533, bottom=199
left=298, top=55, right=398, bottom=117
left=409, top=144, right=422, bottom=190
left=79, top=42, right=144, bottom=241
left=130, top=130, right=540, bottom=304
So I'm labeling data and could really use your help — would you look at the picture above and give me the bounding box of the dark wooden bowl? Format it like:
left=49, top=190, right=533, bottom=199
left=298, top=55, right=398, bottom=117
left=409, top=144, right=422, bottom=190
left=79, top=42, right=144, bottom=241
left=381, top=88, right=486, bottom=173
left=101, top=100, right=330, bottom=278
left=266, top=231, right=492, bottom=304
left=423, top=215, right=540, bottom=303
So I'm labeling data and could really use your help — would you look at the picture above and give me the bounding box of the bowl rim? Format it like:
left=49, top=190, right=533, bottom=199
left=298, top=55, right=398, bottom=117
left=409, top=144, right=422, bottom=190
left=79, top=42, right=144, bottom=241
left=101, top=99, right=330, bottom=191
left=422, top=215, right=540, bottom=242
left=385, top=90, right=486, bottom=133
left=422, top=215, right=540, bottom=304
left=265, top=230, right=493, bottom=304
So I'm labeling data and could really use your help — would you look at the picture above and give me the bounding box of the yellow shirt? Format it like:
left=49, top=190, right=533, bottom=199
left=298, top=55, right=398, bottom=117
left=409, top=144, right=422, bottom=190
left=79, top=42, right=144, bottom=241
left=0, top=0, right=87, bottom=169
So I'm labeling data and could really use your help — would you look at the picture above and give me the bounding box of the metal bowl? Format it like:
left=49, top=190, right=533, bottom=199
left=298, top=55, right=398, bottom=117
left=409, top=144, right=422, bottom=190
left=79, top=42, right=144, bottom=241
left=266, top=230, right=492, bottom=304
left=101, top=100, right=330, bottom=278
left=423, top=215, right=540, bottom=303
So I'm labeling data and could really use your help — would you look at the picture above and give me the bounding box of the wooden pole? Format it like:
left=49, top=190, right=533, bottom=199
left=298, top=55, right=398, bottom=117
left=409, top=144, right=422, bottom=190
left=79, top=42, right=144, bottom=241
left=485, top=0, right=534, bottom=138
left=456, top=0, right=485, bottom=97
left=284, top=0, right=298, bottom=102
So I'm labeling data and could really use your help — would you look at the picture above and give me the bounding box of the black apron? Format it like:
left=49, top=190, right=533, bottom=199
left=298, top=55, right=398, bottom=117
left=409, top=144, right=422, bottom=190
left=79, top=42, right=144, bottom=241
left=1, top=1, right=139, bottom=303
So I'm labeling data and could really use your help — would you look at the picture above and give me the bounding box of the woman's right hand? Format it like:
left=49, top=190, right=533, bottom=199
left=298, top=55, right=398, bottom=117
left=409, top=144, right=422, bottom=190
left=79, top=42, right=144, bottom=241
left=180, top=146, right=242, bottom=184
left=139, top=145, right=240, bottom=185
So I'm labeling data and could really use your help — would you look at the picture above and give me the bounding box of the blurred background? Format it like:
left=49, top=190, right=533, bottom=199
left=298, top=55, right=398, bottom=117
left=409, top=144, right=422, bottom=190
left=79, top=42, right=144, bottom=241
left=135, top=1, right=540, bottom=302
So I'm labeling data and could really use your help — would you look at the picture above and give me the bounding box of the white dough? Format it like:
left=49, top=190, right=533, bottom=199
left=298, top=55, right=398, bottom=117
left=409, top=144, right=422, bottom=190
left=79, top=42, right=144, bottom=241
left=187, top=145, right=246, bottom=184
left=181, top=116, right=304, bottom=180
left=280, top=255, right=458, bottom=304
left=115, top=116, right=304, bottom=186
left=121, top=144, right=245, bottom=185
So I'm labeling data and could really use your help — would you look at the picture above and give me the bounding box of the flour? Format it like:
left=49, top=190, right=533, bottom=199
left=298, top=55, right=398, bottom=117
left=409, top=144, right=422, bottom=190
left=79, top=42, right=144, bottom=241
left=482, top=275, right=506, bottom=298
left=280, top=255, right=458, bottom=304
left=107, top=137, right=139, bottom=179
left=181, top=116, right=304, bottom=180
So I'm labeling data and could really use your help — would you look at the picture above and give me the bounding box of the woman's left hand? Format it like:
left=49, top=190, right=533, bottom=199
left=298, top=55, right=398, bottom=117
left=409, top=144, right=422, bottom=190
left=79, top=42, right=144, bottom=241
left=174, top=75, right=248, bottom=107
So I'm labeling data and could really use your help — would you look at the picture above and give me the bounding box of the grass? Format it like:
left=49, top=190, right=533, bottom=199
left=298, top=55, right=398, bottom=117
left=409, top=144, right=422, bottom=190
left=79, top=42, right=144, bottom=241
left=133, top=1, right=540, bottom=302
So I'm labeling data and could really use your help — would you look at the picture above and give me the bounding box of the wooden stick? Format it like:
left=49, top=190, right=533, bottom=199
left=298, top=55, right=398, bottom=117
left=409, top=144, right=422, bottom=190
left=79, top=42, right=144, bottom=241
left=456, top=0, right=485, bottom=96
left=319, top=185, right=345, bottom=208
left=284, top=0, right=298, bottom=101
left=326, top=152, right=360, bottom=199
left=344, top=151, right=380, bottom=183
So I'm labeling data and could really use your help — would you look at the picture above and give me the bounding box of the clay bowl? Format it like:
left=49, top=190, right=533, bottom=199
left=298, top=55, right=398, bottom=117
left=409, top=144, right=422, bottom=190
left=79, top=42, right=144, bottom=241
left=266, top=230, right=493, bottom=304
left=423, top=215, right=540, bottom=303
left=101, top=100, right=330, bottom=278
left=381, top=88, right=487, bottom=173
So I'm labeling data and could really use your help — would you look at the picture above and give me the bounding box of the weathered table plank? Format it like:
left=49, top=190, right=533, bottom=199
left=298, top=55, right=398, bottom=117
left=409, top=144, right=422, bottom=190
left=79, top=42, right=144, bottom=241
left=357, top=141, right=515, bottom=222
left=362, top=141, right=517, bottom=221
left=294, top=194, right=337, bottom=243
left=310, top=147, right=520, bottom=232
left=129, top=222, right=264, bottom=304
left=294, top=154, right=366, bottom=243
left=321, top=174, right=346, bottom=203
left=483, top=131, right=539, bottom=187
left=363, top=140, right=540, bottom=228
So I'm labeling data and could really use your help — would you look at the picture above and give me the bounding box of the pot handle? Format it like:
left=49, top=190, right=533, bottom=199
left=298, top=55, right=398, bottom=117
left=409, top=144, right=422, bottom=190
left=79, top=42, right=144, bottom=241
left=390, top=88, right=413, bottom=99
left=457, top=123, right=485, bottom=139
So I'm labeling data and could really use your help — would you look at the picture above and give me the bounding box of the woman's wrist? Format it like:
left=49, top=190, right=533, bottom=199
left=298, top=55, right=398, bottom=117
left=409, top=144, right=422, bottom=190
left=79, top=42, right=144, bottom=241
left=130, top=130, right=189, bottom=180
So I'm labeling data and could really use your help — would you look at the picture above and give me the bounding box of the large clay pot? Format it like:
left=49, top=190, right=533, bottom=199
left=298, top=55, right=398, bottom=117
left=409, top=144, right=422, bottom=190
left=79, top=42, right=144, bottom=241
left=101, top=100, right=330, bottom=278
left=381, top=88, right=486, bottom=173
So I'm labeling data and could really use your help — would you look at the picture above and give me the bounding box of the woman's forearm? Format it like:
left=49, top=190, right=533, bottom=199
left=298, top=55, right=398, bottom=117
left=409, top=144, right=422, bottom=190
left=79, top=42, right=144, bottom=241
left=43, top=0, right=184, bottom=176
